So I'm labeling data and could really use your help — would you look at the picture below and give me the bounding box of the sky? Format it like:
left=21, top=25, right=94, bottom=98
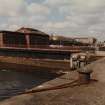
left=0, top=0, right=105, bottom=40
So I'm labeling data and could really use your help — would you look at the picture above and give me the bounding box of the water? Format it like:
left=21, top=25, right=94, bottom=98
left=0, top=69, right=59, bottom=101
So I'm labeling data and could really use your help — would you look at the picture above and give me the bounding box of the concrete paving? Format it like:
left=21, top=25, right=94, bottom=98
left=0, top=58, right=105, bottom=105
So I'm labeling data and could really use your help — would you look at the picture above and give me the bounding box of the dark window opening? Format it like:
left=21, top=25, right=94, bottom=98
left=3, top=33, right=27, bottom=47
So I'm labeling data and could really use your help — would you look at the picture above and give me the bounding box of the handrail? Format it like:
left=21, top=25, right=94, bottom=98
left=1, top=44, right=95, bottom=51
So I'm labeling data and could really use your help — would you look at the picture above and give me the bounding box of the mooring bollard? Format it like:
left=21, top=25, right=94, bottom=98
left=70, top=56, right=73, bottom=69
left=77, top=67, right=92, bottom=84
left=70, top=54, right=78, bottom=70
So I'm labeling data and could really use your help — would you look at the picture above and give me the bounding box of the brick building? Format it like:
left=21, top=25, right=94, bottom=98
left=0, top=27, right=49, bottom=48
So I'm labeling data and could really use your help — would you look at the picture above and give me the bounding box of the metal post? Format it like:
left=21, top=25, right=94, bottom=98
left=70, top=54, right=73, bottom=69
left=25, top=34, right=30, bottom=48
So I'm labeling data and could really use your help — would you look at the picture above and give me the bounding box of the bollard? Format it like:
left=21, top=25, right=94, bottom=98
left=70, top=54, right=78, bottom=70
left=77, top=67, right=92, bottom=84
left=70, top=56, right=73, bottom=69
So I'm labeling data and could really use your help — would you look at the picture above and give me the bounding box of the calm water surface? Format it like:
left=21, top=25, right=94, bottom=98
left=0, top=70, right=59, bottom=100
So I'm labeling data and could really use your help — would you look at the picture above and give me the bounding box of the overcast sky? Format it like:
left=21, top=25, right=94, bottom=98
left=0, top=0, right=105, bottom=40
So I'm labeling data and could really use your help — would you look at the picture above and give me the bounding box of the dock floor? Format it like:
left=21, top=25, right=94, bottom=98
left=0, top=58, right=105, bottom=105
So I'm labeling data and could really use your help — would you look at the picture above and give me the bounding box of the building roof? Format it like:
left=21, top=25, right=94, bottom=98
left=0, top=27, right=49, bottom=37
left=16, top=27, right=49, bottom=36
left=72, top=37, right=97, bottom=40
left=50, top=35, right=74, bottom=41
left=0, top=30, right=24, bottom=35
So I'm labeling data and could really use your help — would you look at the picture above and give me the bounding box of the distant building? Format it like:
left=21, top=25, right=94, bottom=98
left=50, top=35, right=76, bottom=46
left=49, top=35, right=96, bottom=46
left=0, top=27, right=49, bottom=48
left=73, top=37, right=97, bottom=45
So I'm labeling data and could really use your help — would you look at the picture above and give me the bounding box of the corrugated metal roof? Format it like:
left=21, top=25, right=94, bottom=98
left=16, top=27, right=49, bottom=36
left=0, top=27, right=49, bottom=37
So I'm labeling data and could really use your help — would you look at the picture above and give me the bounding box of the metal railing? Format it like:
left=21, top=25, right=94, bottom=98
left=3, top=44, right=27, bottom=48
left=0, top=44, right=95, bottom=52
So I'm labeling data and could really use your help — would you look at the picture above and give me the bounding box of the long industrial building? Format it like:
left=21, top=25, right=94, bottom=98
left=0, top=27, right=49, bottom=48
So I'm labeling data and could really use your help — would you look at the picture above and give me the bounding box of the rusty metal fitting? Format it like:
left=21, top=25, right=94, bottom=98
left=77, top=67, right=93, bottom=84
